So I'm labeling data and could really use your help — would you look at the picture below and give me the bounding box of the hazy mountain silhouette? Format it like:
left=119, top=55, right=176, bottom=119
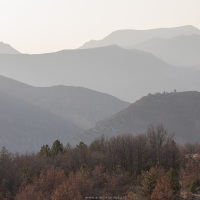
left=79, top=91, right=200, bottom=144
left=130, top=35, right=200, bottom=67
left=0, top=42, right=20, bottom=54
left=80, top=25, right=200, bottom=49
left=1, top=45, right=200, bottom=102
left=0, top=75, right=129, bottom=152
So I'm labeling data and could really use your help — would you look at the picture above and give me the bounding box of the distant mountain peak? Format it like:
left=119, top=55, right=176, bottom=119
left=110, top=25, right=199, bottom=32
left=80, top=25, right=200, bottom=49
left=180, top=24, right=200, bottom=30
left=0, top=42, right=20, bottom=54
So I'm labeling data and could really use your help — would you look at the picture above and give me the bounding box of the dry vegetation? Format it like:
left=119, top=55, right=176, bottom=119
left=0, top=124, right=200, bottom=199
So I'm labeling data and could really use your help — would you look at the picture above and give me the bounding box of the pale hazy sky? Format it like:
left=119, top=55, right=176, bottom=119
left=0, top=0, right=200, bottom=54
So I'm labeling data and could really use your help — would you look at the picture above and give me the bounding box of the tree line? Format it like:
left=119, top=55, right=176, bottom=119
left=0, top=124, right=200, bottom=199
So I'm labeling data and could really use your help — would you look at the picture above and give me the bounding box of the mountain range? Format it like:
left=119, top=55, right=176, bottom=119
left=80, top=25, right=200, bottom=67
left=80, top=25, right=200, bottom=50
left=0, top=76, right=129, bottom=152
left=1, top=45, right=200, bottom=102
left=1, top=25, right=200, bottom=151
left=79, top=91, right=200, bottom=144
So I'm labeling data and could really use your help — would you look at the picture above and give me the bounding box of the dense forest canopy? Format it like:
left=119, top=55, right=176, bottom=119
left=0, top=124, right=200, bottom=200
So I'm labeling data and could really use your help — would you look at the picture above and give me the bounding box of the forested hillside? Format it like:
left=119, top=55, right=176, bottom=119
left=1, top=125, right=200, bottom=199
left=80, top=91, right=200, bottom=144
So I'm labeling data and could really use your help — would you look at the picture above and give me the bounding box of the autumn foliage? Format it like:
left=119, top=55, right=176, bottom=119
left=0, top=125, right=200, bottom=199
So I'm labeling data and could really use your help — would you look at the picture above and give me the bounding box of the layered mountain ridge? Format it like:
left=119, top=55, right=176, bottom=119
left=80, top=25, right=200, bottom=49
left=0, top=75, right=129, bottom=152
left=1, top=45, right=200, bottom=102
left=131, top=34, right=200, bottom=66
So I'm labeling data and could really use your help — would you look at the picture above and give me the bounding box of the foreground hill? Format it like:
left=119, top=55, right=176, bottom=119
left=0, top=42, right=20, bottom=54
left=1, top=45, right=200, bottom=102
left=132, top=35, right=200, bottom=67
left=0, top=76, right=129, bottom=152
left=80, top=25, right=200, bottom=49
left=79, top=91, right=200, bottom=144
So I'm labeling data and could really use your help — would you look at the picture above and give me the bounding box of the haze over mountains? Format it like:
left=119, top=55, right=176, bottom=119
left=79, top=91, right=200, bottom=145
left=0, top=75, right=129, bottom=152
left=1, top=45, right=200, bottom=102
left=1, top=25, right=200, bottom=152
